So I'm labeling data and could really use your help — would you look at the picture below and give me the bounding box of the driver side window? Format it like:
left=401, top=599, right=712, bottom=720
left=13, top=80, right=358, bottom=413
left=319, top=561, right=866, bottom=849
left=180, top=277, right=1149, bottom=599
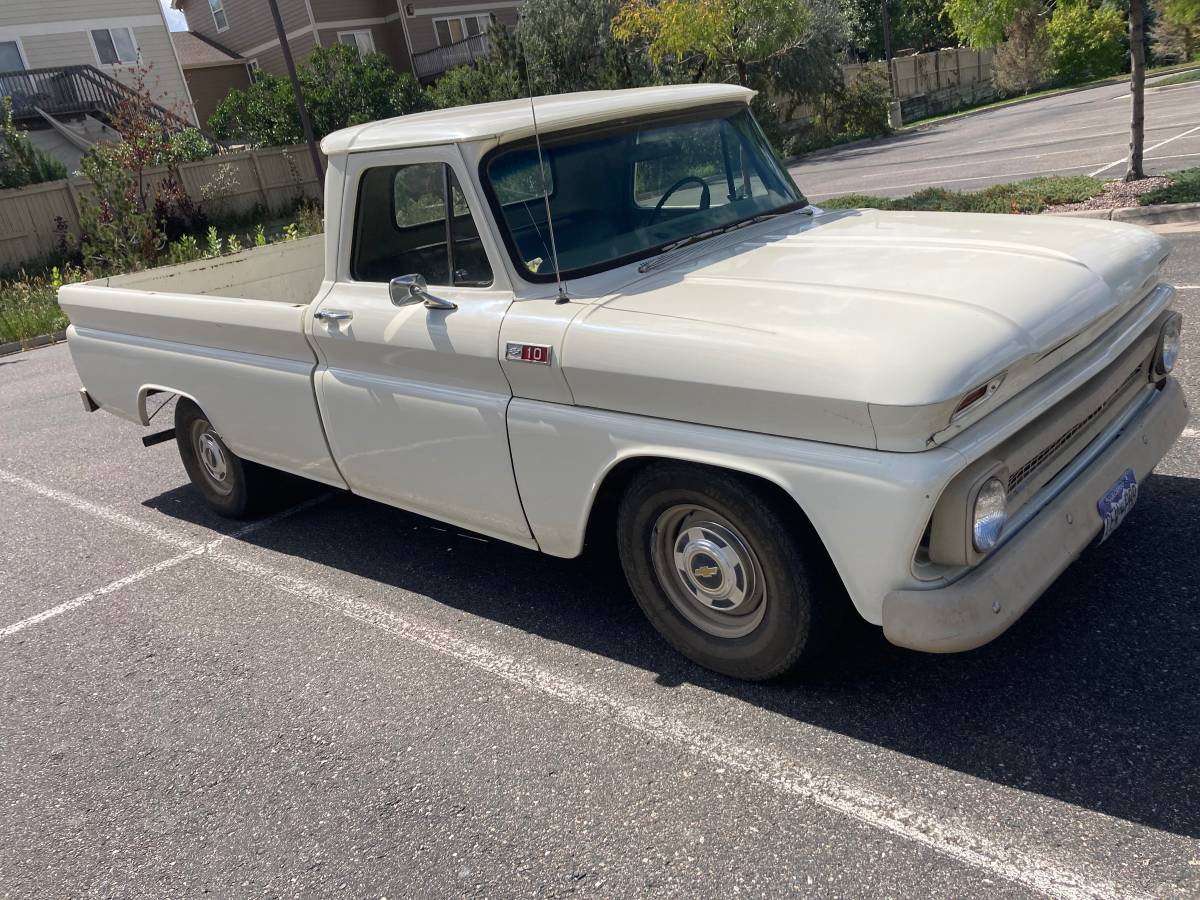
left=351, top=162, right=493, bottom=287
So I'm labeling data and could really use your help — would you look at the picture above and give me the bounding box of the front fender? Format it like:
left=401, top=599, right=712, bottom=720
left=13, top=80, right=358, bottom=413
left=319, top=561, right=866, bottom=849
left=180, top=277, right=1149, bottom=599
left=506, top=399, right=966, bottom=624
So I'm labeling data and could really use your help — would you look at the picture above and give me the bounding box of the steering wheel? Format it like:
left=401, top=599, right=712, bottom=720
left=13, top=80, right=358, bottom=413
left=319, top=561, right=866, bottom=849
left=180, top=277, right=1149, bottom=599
left=649, top=176, right=711, bottom=225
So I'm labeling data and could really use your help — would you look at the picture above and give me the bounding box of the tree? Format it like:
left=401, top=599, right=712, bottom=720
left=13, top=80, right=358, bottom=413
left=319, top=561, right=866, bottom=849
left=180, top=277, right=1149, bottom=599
left=517, top=0, right=664, bottom=93
left=1127, top=0, right=1147, bottom=179
left=841, top=0, right=955, bottom=57
left=760, top=0, right=849, bottom=117
left=209, top=45, right=428, bottom=146
left=992, top=4, right=1052, bottom=94
left=946, top=0, right=1151, bottom=180
left=1153, top=0, right=1199, bottom=61
left=944, top=0, right=1034, bottom=45
left=612, top=0, right=812, bottom=85
left=1047, top=0, right=1127, bottom=83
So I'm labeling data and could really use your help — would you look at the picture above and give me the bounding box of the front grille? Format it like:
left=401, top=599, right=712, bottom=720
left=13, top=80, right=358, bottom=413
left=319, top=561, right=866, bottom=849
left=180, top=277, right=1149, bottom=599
left=1007, top=363, right=1145, bottom=495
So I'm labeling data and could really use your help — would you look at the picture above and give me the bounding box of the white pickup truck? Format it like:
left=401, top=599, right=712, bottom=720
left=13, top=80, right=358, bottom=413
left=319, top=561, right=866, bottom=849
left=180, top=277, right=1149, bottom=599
left=62, top=84, right=1187, bottom=680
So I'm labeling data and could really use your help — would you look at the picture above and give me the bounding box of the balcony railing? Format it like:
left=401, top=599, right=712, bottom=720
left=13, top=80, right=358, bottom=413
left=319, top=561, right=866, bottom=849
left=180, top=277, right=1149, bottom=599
left=0, top=64, right=197, bottom=134
left=412, top=33, right=491, bottom=81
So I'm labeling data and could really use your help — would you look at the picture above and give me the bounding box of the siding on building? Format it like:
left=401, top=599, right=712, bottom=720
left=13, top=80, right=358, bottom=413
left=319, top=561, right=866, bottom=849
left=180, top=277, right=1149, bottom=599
left=176, top=0, right=527, bottom=85
left=185, top=62, right=251, bottom=125
left=403, top=1, right=518, bottom=60
left=178, top=0, right=313, bottom=64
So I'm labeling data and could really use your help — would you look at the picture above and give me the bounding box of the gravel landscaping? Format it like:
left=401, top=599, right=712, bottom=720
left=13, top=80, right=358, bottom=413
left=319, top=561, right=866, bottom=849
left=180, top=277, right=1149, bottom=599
left=1047, top=176, right=1172, bottom=212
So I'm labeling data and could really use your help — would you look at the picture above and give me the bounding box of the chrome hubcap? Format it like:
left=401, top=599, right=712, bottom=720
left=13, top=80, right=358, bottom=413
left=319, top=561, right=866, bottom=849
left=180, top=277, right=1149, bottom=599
left=192, top=420, right=232, bottom=496
left=651, top=504, right=766, bottom=639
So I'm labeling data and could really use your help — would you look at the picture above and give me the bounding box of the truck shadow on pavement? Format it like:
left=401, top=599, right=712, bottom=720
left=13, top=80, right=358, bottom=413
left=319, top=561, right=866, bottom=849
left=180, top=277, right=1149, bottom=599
left=144, top=470, right=1200, bottom=840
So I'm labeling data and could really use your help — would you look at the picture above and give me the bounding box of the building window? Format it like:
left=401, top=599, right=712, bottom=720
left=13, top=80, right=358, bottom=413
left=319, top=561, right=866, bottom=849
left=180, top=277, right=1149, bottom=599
left=247, top=59, right=261, bottom=83
left=337, top=31, right=375, bottom=58
left=208, top=0, right=229, bottom=32
left=0, top=40, right=26, bottom=72
left=91, top=27, right=138, bottom=65
left=433, top=14, right=492, bottom=46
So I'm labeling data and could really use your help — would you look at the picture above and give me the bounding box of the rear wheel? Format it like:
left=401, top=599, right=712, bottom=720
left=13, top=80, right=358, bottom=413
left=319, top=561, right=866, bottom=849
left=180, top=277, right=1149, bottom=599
left=175, top=399, right=280, bottom=518
left=617, top=463, right=846, bottom=680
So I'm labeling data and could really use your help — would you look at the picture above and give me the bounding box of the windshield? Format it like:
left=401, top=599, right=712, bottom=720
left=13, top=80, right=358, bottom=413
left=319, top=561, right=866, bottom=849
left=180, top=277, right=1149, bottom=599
left=482, top=106, right=806, bottom=281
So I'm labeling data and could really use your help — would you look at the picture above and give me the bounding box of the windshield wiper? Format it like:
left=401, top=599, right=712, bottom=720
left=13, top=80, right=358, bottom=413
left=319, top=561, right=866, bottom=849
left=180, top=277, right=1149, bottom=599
left=638, top=206, right=808, bottom=272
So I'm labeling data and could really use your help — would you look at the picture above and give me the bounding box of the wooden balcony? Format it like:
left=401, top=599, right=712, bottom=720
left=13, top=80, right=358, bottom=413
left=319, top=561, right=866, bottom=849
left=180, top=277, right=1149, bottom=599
left=412, top=33, right=491, bottom=81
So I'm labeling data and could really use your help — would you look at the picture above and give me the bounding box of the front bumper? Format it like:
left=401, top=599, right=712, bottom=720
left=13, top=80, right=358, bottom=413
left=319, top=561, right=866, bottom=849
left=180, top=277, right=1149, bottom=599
left=882, top=377, right=1189, bottom=653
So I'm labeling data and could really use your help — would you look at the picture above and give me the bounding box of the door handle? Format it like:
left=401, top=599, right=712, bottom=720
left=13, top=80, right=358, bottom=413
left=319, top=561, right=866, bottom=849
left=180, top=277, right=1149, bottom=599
left=314, top=309, right=353, bottom=322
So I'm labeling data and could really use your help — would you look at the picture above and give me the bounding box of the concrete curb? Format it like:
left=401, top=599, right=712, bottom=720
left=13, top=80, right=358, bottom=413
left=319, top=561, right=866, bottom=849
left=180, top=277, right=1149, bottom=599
left=0, top=330, right=67, bottom=358
left=1048, top=201, right=1200, bottom=225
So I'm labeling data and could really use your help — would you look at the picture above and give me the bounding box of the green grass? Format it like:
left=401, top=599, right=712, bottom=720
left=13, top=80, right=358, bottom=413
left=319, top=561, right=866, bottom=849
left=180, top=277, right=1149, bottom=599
left=1139, top=168, right=1200, bottom=205
left=1149, top=69, right=1200, bottom=88
left=820, top=175, right=1105, bottom=214
left=0, top=272, right=71, bottom=345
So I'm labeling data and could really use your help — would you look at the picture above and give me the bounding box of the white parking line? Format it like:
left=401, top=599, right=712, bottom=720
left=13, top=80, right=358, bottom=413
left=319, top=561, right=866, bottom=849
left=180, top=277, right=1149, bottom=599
left=1090, top=124, right=1200, bottom=176
left=0, top=479, right=327, bottom=638
left=0, top=468, right=1145, bottom=900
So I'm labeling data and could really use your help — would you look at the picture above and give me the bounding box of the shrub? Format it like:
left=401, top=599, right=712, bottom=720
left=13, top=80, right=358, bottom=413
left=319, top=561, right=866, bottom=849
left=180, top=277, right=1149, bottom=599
left=0, top=98, right=68, bottom=189
left=1048, top=1, right=1128, bottom=84
left=811, top=62, right=892, bottom=142
left=169, top=127, right=216, bottom=162
left=209, top=44, right=430, bottom=146
left=820, top=175, right=1104, bottom=213
left=1139, top=167, right=1200, bottom=204
left=993, top=4, right=1054, bottom=94
left=77, top=71, right=207, bottom=274
left=426, top=61, right=522, bottom=109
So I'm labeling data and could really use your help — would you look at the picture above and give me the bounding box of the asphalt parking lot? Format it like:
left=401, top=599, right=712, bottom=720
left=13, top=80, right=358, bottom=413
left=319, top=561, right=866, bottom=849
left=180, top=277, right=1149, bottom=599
left=789, top=74, right=1200, bottom=200
left=2, top=228, right=1199, bottom=898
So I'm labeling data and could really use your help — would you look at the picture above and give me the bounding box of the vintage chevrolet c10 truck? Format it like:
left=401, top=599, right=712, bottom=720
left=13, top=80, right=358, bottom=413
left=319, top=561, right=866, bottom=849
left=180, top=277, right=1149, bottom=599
left=60, top=84, right=1187, bottom=680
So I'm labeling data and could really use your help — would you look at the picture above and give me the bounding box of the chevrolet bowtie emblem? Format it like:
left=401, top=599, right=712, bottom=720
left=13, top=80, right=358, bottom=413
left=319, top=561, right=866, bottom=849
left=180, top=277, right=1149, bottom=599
left=693, top=565, right=720, bottom=578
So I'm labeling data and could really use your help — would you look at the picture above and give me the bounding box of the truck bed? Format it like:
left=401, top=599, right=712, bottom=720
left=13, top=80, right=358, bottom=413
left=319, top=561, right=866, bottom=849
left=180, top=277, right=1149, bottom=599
left=60, top=236, right=345, bottom=487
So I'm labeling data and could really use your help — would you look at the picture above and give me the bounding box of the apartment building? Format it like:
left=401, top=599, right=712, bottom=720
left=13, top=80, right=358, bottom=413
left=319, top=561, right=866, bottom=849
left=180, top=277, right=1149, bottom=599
left=172, top=0, right=521, bottom=84
left=0, top=0, right=195, bottom=121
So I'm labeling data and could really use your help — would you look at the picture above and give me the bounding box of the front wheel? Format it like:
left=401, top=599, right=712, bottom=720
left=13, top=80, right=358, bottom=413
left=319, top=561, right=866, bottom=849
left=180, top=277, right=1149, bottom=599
left=174, top=399, right=281, bottom=518
left=617, top=463, right=846, bottom=680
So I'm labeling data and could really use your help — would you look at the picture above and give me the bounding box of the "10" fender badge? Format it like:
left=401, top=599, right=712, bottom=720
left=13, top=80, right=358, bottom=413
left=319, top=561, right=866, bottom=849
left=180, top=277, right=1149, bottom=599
left=505, top=342, right=552, bottom=365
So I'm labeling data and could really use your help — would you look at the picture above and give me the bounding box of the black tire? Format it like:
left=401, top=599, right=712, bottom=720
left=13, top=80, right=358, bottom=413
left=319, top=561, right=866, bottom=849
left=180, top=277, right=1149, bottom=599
left=174, top=398, right=281, bottom=519
left=617, top=462, right=846, bottom=681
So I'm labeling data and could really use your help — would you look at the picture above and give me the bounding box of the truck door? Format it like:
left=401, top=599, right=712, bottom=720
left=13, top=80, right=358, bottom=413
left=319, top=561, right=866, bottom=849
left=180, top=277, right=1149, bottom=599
left=309, top=147, right=535, bottom=548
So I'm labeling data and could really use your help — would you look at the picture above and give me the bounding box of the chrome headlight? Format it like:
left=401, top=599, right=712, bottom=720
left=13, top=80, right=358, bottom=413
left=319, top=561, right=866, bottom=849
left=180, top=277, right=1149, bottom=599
left=1155, top=313, right=1182, bottom=377
left=972, top=477, right=1008, bottom=552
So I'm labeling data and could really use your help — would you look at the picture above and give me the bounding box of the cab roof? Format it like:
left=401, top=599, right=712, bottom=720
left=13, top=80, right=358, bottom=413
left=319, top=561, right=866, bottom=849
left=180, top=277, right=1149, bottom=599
left=320, top=84, right=755, bottom=155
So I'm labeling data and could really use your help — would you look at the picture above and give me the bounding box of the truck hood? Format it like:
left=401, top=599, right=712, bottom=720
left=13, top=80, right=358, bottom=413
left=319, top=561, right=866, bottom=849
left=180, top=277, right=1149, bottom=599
left=561, top=209, right=1169, bottom=449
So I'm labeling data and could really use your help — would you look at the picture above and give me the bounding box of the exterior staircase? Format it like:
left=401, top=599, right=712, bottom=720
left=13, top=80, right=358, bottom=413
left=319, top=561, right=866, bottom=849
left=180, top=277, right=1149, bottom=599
left=0, top=64, right=197, bottom=135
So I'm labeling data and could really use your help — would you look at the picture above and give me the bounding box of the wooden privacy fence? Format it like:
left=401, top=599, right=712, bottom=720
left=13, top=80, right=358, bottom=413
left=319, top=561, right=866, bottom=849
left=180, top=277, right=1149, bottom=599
left=0, top=144, right=322, bottom=272
left=843, top=47, right=999, bottom=121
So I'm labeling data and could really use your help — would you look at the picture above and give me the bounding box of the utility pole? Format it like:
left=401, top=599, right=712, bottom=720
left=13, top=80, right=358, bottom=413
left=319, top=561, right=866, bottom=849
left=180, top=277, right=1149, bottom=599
left=881, top=0, right=895, bottom=95
left=266, top=0, right=324, bottom=193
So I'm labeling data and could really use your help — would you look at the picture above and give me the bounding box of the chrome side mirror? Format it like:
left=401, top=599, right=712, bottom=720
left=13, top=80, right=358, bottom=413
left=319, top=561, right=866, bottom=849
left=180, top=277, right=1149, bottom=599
left=389, top=274, right=457, bottom=310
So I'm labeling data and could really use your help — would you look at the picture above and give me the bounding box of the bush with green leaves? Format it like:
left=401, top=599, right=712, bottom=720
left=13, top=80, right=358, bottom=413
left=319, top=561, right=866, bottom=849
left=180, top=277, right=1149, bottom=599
left=77, top=85, right=208, bottom=274
left=209, top=44, right=429, bottom=146
left=821, top=175, right=1105, bottom=214
left=426, top=57, right=523, bottom=109
left=0, top=97, right=68, bottom=189
left=1048, top=1, right=1128, bottom=84
left=169, top=127, right=217, bottom=162
left=1139, top=167, right=1200, bottom=204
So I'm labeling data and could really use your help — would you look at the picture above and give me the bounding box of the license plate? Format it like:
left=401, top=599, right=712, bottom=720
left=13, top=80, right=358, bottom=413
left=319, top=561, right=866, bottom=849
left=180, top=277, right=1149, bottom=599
left=1097, top=468, right=1138, bottom=544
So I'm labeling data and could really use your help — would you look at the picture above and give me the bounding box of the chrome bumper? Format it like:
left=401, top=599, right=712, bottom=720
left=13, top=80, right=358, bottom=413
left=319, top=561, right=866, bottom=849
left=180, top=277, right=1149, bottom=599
left=882, top=378, right=1189, bottom=653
